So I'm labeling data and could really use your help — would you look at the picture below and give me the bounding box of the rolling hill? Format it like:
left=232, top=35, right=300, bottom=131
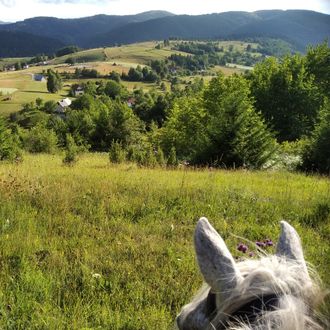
left=0, top=10, right=329, bottom=57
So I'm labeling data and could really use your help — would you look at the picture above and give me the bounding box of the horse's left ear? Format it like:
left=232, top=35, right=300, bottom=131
left=276, top=221, right=308, bottom=273
left=194, top=217, right=242, bottom=297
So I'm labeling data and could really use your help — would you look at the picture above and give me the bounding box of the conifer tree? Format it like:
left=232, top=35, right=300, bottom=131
left=201, top=74, right=277, bottom=168
left=47, top=69, right=62, bottom=93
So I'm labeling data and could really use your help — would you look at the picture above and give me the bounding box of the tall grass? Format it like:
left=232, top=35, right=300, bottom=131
left=0, top=153, right=329, bottom=329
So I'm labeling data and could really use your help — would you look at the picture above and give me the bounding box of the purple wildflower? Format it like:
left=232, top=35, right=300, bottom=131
left=237, top=243, right=248, bottom=253
left=256, top=241, right=266, bottom=248
left=241, top=245, right=248, bottom=253
left=265, top=239, right=274, bottom=247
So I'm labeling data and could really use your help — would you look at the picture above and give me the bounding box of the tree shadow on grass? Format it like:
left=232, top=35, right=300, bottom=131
left=22, top=90, right=49, bottom=94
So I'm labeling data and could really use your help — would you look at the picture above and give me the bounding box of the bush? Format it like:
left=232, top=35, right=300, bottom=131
left=63, top=134, right=79, bottom=165
left=109, top=141, right=127, bottom=164
left=23, top=125, right=58, bottom=154
left=301, top=103, right=330, bottom=174
left=167, top=146, right=178, bottom=167
left=0, top=117, right=21, bottom=161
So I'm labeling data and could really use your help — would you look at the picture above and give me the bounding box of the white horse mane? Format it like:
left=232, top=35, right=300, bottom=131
left=176, top=218, right=327, bottom=330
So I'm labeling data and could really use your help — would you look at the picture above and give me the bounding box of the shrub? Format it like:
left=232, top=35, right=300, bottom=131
left=167, top=146, right=178, bottom=167
left=0, top=117, right=21, bottom=161
left=109, top=141, right=127, bottom=164
left=23, top=125, right=58, bottom=154
left=63, top=134, right=79, bottom=165
left=156, top=146, right=166, bottom=167
left=301, top=103, right=330, bottom=174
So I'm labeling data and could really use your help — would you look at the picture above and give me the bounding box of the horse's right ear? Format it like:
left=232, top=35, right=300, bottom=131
left=276, top=221, right=308, bottom=274
left=194, top=218, right=242, bottom=296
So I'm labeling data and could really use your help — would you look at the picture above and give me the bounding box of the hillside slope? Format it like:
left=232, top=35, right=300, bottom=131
left=231, top=10, right=330, bottom=50
left=88, top=11, right=260, bottom=47
left=0, top=30, right=65, bottom=57
left=0, top=11, right=174, bottom=46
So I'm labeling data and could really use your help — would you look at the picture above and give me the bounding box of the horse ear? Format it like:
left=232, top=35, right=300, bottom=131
left=194, top=217, right=242, bottom=296
left=276, top=221, right=308, bottom=272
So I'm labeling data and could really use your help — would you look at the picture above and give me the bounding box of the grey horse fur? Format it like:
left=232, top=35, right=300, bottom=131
left=176, top=218, right=325, bottom=330
left=195, top=217, right=243, bottom=297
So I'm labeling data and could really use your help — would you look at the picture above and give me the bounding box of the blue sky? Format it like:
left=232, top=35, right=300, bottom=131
left=1, top=0, right=329, bottom=22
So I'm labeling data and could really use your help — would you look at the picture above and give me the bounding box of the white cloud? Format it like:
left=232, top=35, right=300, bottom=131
left=39, top=0, right=107, bottom=4
left=0, top=0, right=329, bottom=22
left=0, top=0, right=15, bottom=7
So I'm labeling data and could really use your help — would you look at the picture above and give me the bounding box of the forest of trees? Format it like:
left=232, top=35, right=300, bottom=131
left=1, top=42, right=329, bottom=173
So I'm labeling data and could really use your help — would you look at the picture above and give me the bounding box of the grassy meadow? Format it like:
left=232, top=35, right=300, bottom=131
left=0, top=153, right=329, bottom=329
left=0, top=70, right=70, bottom=116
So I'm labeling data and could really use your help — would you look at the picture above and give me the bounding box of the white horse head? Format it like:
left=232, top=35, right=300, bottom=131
left=176, top=218, right=326, bottom=330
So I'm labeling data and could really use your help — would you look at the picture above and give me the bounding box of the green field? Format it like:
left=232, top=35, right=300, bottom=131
left=53, top=42, right=190, bottom=66
left=0, top=153, right=329, bottom=328
left=0, top=70, right=71, bottom=116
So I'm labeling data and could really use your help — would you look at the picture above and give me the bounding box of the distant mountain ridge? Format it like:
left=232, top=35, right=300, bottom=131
left=0, top=11, right=175, bottom=46
left=0, top=10, right=329, bottom=57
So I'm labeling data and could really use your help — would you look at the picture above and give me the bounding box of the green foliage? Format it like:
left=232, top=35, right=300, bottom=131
left=103, top=80, right=122, bottom=99
left=156, top=146, right=166, bottom=167
left=248, top=55, right=324, bottom=141
left=167, top=146, right=178, bottom=166
left=301, top=102, right=330, bottom=174
left=23, top=124, right=58, bottom=154
left=63, top=134, right=79, bottom=165
left=254, top=38, right=295, bottom=57
left=108, top=70, right=121, bottom=82
left=56, top=45, right=81, bottom=57
left=46, top=69, right=62, bottom=94
left=65, top=57, right=76, bottom=65
left=202, top=74, right=277, bottom=168
left=74, top=68, right=99, bottom=79
left=160, top=95, right=206, bottom=160
left=0, top=30, right=64, bottom=57
left=92, top=101, right=143, bottom=151
left=305, top=41, right=330, bottom=98
left=109, top=141, right=127, bottom=163
left=161, top=74, right=277, bottom=168
left=126, top=66, right=144, bottom=81
left=0, top=117, right=21, bottom=161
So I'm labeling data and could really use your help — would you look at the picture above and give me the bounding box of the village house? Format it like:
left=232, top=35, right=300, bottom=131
left=74, top=86, right=84, bottom=97
left=33, top=74, right=46, bottom=82
left=55, top=98, right=72, bottom=115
